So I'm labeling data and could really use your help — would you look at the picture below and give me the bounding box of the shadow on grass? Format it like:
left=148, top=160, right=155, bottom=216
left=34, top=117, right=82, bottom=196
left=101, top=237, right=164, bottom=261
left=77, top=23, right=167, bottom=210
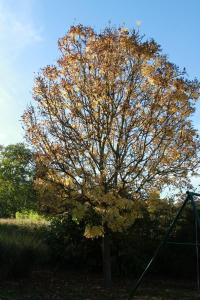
left=0, top=270, right=199, bottom=300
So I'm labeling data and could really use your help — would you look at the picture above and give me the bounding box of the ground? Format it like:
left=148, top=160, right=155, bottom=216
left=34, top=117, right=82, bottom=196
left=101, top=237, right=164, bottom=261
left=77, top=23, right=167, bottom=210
left=0, top=270, right=199, bottom=300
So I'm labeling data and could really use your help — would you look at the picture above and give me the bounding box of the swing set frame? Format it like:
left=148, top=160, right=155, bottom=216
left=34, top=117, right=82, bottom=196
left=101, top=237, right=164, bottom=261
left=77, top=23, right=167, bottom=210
left=128, top=191, right=200, bottom=300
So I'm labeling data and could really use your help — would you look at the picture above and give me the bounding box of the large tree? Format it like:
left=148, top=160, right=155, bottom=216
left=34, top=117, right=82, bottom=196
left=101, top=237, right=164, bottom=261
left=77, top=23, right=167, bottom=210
left=23, top=25, right=200, bottom=286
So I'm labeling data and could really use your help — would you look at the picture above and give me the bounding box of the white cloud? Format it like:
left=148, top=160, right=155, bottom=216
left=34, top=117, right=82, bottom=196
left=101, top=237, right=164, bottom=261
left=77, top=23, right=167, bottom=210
left=12, top=19, right=42, bottom=45
left=0, top=0, right=43, bottom=145
left=0, top=1, right=42, bottom=60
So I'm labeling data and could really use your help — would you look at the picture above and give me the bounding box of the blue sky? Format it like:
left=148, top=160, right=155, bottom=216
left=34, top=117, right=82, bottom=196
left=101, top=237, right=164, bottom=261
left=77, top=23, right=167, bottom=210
left=0, top=0, right=200, bottom=146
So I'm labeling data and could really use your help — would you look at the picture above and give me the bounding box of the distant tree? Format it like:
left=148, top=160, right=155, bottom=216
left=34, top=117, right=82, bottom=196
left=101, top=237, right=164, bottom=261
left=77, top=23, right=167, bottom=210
left=23, top=25, right=200, bottom=287
left=0, top=143, right=36, bottom=217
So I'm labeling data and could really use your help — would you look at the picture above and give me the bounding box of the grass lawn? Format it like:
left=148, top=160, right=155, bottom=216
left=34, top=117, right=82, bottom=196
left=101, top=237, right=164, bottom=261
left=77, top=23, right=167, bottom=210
left=0, top=218, right=199, bottom=299
left=0, top=270, right=199, bottom=300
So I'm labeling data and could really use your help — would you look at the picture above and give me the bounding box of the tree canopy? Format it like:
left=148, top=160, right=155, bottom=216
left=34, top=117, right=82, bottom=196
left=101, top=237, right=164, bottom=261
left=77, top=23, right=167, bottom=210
left=23, top=24, right=200, bottom=237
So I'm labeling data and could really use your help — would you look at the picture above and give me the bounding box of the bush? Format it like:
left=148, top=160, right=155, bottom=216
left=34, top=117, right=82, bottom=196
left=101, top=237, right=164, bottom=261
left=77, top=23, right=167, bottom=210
left=45, top=215, right=102, bottom=271
left=15, top=209, right=47, bottom=223
left=111, top=201, right=198, bottom=279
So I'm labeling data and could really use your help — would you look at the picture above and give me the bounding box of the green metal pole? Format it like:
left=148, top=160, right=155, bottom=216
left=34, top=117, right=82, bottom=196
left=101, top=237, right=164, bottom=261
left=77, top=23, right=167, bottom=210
left=128, top=192, right=190, bottom=300
left=190, top=196, right=200, bottom=294
left=190, top=195, right=200, bottom=231
left=195, top=215, right=200, bottom=291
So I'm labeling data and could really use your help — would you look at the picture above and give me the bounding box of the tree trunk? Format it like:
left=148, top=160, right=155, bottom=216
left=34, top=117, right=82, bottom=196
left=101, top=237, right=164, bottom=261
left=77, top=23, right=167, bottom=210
left=102, top=231, right=112, bottom=288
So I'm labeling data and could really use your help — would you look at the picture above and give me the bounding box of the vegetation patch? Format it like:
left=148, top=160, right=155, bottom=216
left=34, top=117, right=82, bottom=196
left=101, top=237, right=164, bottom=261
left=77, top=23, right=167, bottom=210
left=0, top=220, right=49, bottom=279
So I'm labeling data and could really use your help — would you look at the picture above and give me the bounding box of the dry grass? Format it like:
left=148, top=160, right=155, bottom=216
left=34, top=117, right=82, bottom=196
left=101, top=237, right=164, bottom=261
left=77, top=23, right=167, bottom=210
left=0, top=218, right=49, bottom=226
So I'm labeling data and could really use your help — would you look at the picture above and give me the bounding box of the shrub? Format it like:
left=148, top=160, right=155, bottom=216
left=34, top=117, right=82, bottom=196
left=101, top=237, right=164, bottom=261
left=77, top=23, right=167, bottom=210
left=15, top=209, right=47, bottom=223
left=45, top=215, right=102, bottom=270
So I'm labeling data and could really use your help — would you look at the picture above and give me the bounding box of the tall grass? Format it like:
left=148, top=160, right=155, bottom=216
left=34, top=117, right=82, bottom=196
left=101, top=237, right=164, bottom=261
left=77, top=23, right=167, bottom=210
left=0, top=219, right=49, bottom=279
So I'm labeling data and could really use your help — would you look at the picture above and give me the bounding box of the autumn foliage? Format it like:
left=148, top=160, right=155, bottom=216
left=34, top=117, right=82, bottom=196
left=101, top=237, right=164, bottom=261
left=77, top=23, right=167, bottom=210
left=23, top=25, right=200, bottom=238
